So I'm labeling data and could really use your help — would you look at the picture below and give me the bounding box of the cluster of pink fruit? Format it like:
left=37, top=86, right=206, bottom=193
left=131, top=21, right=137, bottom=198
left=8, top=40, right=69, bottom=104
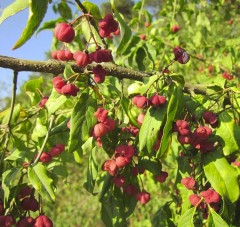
left=52, top=13, right=119, bottom=85
left=0, top=186, right=53, bottom=227
left=91, top=107, right=116, bottom=146
left=37, top=144, right=65, bottom=163
left=101, top=144, right=169, bottom=205
left=174, top=110, right=218, bottom=154
left=181, top=176, right=221, bottom=218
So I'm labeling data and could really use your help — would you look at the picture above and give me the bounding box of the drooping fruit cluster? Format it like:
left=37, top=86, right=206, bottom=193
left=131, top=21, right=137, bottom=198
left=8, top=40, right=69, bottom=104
left=37, top=144, right=65, bottom=163
left=189, top=188, right=221, bottom=218
left=98, top=14, right=119, bottom=38
left=173, top=46, right=190, bottom=64
left=51, top=49, right=73, bottom=61
left=132, top=94, right=166, bottom=109
left=0, top=185, right=53, bottom=226
left=174, top=114, right=217, bottom=154
left=53, top=76, right=79, bottom=96
left=92, top=107, right=116, bottom=144
left=222, top=71, right=234, bottom=80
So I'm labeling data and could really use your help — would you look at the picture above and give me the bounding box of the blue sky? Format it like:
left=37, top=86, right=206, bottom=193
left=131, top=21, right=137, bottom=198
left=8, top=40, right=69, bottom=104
left=0, top=0, right=107, bottom=99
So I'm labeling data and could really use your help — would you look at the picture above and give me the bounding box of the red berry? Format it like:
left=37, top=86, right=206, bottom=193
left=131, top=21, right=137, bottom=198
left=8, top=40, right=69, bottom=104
left=102, top=159, right=118, bottom=176
left=61, top=83, right=79, bottom=96
left=139, top=34, right=146, bottom=40
left=176, top=120, right=191, bottom=136
left=115, top=145, right=135, bottom=158
left=222, top=71, right=234, bottom=80
left=18, top=186, right=32, bottom=199
left=135, top=190, right=151, bottom=205
left=92, top=65, right=107, bottom=84
left=114, top=28, right=120, bottom=36
left=92, top=123, right=108, bottom=138
left=124, top=184, right=138, bottom=196
left=193, top=126, right=212, bottom=141
left=150, top=95, right=166, bottom=107
left=52, top=76, right=66, bottom=93
left=39, top=152, right=52, bottom=163
left=74, top=51, right=91, bottom=67
left=0, top=215, right=16, bottom=227
left=39, top=97, right=48, bottom=108
left=98, top=14, right=118, bottom=37
left=132, top=166, right=145, bottom=176
left=16, top=216, right=34, bottom=227
left=51, top=50, right=59, bottom=60
left=21, top=197, right=39, bottom=212
left=94, top=108, right=108, bottom=122
left=115, top=156, right=130, bottom=168
left=155, top=171, right=168, bottom=183
left=200, top=189, right=220, bottom=204
left=203, top=111, right=218, bottom=126
left=145, top=21, right=150, bottom=28
left=189, top=194, right=201, bottom=207
left=112, top=175, right=126, bottom=187
left=171, top=24, right=181, bottom=32
left=54, top=22, right=75, bottom=43
left=177, top=134, right=192, bottom=145
left=132, top=95, right=149, bottom=108
left=90, top=49, right=113, bottom=63
left=103, top=118, right=116, bottom=132
left=49, top=144, right=65, bottom=157
left=173, top=46, right=190, bottom=64
left=181, top=177, right=196, bottom=190
left=33, top=215, right=53, bottom=227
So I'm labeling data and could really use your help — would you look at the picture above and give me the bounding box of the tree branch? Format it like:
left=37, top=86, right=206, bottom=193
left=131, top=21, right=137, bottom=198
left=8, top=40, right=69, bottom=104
left=0, top=54, right=207, bottom=95
left=0, top=55, right=152, bottom=80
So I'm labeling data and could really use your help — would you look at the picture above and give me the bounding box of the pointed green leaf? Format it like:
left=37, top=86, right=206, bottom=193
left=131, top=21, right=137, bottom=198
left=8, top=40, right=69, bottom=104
left=157, top=84, right=183, bottom=158
left=177, top=207, right=196, bottom=227
left=12, top=0, right=48, bottom=49
left=82, top=2, right=101, bottom=20
left=45, top=89, right=68, bottom=115
left=207, top=208, right=229, bottom=227
left=203, top=151, right=239, bottom=203
left=138, top=156, right=162, bottom=175
left=139, top=105, right=167, bottom=154
left=24, top=77, right=43, bottom=105
left=28, top=162, right=55, bottom=202
left=2, top=168, right=22, bottom=204
left=68, top=92, right=97, bottom=153
left=216, top=111, right=240, bottom=155
left=110, top=0, right=132, bottom=54
left=0, top=0, right=29, bottom=24
left=83, top=144, right=99, bottom=194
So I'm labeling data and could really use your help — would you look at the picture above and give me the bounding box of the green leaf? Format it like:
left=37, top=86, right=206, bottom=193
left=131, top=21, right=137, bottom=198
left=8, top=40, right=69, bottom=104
left=157, top=84, right=183, bottom=158
left=121, top=96, right=139, bottom=127
left=2, top=168, right=22, bottom=204
left=32, top=118, right=48, bottom=140
left=110, top=0, right=132, bottom=54
left=28, top=162, right=55, bottom=202
left=215, top=111, right=240, bottom=155
left=177, top=207, right=196, bottom=227
left=24, top=77, right=43, bottom=105
left=203, top=151, right=239, bottom=203
left=57, top=1, right=72, bottom=19
left=82, top=1, right=101, bottom=20
left=63, top=63, right=76, bottom=80
left=152, top=202, right=175, bottom=227
left=138, top=156, right=162, bottom=175
left=207, top=208, right=229, bottom=227
left=0, top=0, right=29, bottom=24
left=45, top=89, right=68, bottom=115
left=68, top=92, right=97, bottom=153
left=80, top=17, right=102, bottom=45
left=12, top=0, right=48, bottom=49
left=139, top=105, right=167, bottom=154
left=83, top=145, right=99, bottom=194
